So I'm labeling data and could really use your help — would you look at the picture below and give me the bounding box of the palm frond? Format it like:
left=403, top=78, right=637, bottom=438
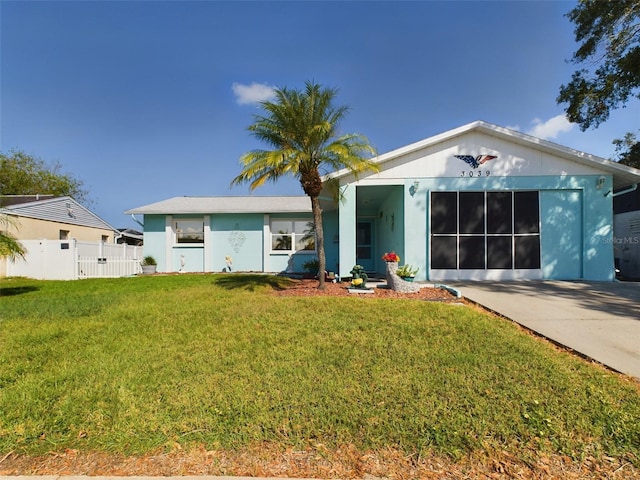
left=0, top=233, right=26, bottom=260
left=0, top=215, right=26, bottom=260
left=232, top=81, right=377, bottom=190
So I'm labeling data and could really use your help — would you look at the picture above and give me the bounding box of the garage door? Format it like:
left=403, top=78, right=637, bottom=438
left=429, top=191, right=541, bottom=280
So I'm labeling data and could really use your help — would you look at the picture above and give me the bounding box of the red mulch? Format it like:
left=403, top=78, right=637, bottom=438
left=272, top=278, right=458, bottom=300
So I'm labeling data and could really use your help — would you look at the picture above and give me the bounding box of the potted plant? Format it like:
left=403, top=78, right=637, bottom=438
left=349, top=264, right=369, bottom=289
left=382, top=251, right=400, bottom=263
left=395, top=264, right=418, bottom=282
left=141, top=255, right=157, bottom=274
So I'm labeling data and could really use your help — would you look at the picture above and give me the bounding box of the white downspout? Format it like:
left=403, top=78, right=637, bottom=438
left=131, top=214, right=144, bottom=227
left=610, top=183, right=638, bottom=197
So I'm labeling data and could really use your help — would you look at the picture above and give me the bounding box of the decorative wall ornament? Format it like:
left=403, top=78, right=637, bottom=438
left=409, top=180, right=420, bottom=197
left=228, top=223, right=246, bottom=253
left=454, top=154, right=497, bottom=169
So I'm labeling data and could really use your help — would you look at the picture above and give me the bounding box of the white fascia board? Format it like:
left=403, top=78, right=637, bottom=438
left=126, top=196, right=312, bottom=215
left=324, top=120, right=640, bottom=189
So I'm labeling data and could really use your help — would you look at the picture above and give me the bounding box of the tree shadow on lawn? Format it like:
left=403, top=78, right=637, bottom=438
left=0, top=285, right=40, bottom=297
left=212, top=273, right=292, bottom=292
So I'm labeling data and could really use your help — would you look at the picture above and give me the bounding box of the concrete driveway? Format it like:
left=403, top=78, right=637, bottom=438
left=450, top=281, right=640, bottom=379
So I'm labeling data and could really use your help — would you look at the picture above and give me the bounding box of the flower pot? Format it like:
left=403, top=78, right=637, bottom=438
left=401, top=276, right=414, bottom=282
left=141, top=265, right=157, bottom=274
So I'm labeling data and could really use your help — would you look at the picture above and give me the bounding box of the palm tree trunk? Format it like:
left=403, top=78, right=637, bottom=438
left=310, top=195, right=326, bottom=290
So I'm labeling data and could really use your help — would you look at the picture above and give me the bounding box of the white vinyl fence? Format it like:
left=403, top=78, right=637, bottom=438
left=5, top=239, right=143, bottom=280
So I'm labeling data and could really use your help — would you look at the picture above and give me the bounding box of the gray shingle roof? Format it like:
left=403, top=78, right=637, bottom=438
left=1, top=196, right=117, bottom=231
left=125, top=196, right=312, bottom=215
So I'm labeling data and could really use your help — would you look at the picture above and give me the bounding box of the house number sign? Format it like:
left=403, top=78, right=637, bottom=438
left=455, top=154, right=496, bottom=178
left=460, top=170, right=491, bottom=177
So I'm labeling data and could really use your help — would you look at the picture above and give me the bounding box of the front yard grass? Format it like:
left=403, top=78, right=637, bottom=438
left=0, top=274, right=638, bottom=472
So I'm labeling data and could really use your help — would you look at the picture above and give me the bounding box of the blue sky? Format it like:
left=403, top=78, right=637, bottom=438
left=2, top=0, right=639, bottom=229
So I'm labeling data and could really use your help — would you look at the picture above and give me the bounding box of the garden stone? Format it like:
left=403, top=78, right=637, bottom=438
left=385, top=261, right=421, bottom=293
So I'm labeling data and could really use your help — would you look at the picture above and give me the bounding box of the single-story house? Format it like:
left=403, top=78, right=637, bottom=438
left=1, top=195, right=119, bottom=277
left=1, top=195, right=118, bottom=243
left=126, top=121, right=640, bottom=281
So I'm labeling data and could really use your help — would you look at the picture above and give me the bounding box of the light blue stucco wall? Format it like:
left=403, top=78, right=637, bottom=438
left=401, top=175, right=614, bottom=281
left=143, top=173, right=614, bottom=281
left=540, top=190, right=583, bottom=279
left=210, top=214, right=264, bottom=272
left=172, top=246, right=204, bottom=273
left=142, top=215, right=167, bottom=271
left=143, top=212, right=317, bottom=274
left=338, top=186, right=356, bottom=279
left=170, top=215, right=205, bottom=273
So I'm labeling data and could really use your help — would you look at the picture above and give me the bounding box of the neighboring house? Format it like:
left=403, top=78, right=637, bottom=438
left=613, top=186, right=640, bottom=279
left=0, top=195, right=118, bottom=243
left=0, top=194, right=56, bottom=207
left=127, top=121, right=640, bottom=281
left=0, top=195, right=119, bottom=277
left=117, top=228, right=144, bottom=246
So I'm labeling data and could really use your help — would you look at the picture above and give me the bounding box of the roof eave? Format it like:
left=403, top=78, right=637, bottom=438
left=323, top=120, right=640, bottom=189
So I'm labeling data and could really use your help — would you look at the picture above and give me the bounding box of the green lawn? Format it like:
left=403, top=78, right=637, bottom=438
left=0, top=274, right=638, bottom=465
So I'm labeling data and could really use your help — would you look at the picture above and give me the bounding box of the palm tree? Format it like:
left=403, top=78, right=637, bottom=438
left=0, top=214, right=26, bottom=260
left=232, top=81, right=378, bottom=289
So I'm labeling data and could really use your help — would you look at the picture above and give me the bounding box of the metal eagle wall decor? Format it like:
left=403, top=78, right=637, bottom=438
left=454, top=154, right=497, bottom=169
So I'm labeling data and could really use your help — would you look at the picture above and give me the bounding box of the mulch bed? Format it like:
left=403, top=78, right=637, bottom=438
left=272, top=278, right=458, bottom=301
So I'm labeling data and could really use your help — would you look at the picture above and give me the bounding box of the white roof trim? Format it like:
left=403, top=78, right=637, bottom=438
left=326, top=120, right=640, bottom=190
left=126, top=196, right=312, bottom=215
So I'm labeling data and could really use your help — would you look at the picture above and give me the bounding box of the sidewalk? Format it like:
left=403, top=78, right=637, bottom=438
left=451, top=280, right=640, bottom=379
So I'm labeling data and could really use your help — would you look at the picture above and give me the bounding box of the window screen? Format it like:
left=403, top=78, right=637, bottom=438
left=431, top=191, right=540, bottom=271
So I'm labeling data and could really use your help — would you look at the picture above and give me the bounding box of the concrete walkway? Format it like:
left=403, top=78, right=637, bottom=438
left=451, top=281, right=640, bottom=379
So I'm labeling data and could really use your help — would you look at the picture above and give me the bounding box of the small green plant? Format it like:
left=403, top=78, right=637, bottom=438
left=302, top=257, right=319, bottom=274
left=350, top=264, right=368, bottom=288
left=141, top=255, right=157, bottom=266
left=396, top=264, right=418, bottom=277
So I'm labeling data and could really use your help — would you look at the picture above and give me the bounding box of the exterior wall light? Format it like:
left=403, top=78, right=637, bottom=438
left=409, top=180, right=420, bottom=197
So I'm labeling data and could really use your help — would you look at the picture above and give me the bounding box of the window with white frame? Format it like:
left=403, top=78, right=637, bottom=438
left=270, top=219, right=316, bottom=253
left=175, top=219, right=204, bottom=244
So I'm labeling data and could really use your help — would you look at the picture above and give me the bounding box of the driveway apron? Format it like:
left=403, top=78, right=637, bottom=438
left=451, top=281, right=640, bottom=379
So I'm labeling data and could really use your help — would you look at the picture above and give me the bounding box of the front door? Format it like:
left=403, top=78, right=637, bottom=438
left=356, top=220, right=375, bottom=272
